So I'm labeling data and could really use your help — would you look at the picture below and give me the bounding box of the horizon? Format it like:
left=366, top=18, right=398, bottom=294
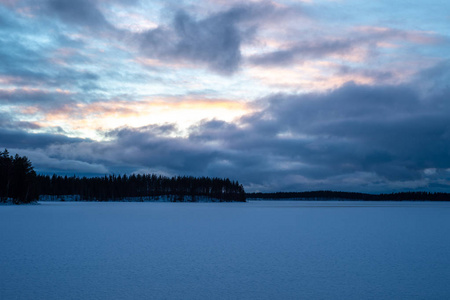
left=1, top=0, right=449, bottom=193
left=3, top=149, right=450, bottom=196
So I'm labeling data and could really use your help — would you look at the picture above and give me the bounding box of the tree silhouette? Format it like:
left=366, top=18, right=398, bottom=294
left=0, top=149, right=38, bottom=204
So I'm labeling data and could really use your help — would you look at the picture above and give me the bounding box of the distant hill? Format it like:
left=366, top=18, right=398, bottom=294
left=247, top=191, right=450, bottom=201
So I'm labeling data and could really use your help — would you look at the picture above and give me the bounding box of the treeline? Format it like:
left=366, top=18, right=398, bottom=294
left=0, top=149, right=38, bottom=204
left=0, top=149, right=246, bottom=204
left=247, top=191, right=450, bottom=201
left=36, top=174, right=246, bottom=202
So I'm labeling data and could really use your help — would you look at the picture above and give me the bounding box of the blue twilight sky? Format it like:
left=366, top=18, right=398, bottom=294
left=1, top=0, right=449, bottom=192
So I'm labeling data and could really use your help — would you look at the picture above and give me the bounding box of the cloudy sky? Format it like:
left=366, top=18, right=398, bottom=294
left=1, top=0, right=449, bottom=192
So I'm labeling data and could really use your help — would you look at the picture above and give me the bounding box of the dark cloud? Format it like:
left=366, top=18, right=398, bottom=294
left=102, top=0, right=140, bottom=5
left=0, top=115, right=101, bottom=174
left=249, top=28, right=445, bottom=66
left=0, top=128, right=86, bottom=149
left=140, top=10, right=242, bottom=74
left=73, top=72, right=450, bottom=191
left=412, top=60, right=450, bottom=96
left=1, top=0, right=448, bottom=192
left=0, top=88, right=74, bottom=105
left=47, top=0, right=113, bottom=30
left=50, top=124, right=220, bottom=173
left=9, top=148, right=109, bottom=175
left=249, top=39, right=353, bottom=66
left=107, top=123, right=179, bottom=138
left=139, top=3, right=289, bottom=75
left=0, top=112, right=40, bottom=130
left=3, top=66, right=450, bottom=192
left=338, top=66, right=394, bottom=82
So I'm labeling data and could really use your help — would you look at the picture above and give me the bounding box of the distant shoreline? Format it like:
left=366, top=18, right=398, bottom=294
left=37, top=194, right=231, bottom=203
left=246, top=191, right=450, bottom=201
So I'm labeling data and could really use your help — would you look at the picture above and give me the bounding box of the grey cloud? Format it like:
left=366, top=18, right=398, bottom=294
left=3, top=60, right=450, bottom=192
left=0, top=113, right=40, bottom=130
left=47, top=0, right=113, bottom=30
left=249, top=39, right=353, bottom=66
left=412, top=60, right=450, bottom=96
left=249, top=28, right=445, bottom=66
left=0, top=88, right=74, bottom=104
left=179, top=70, right=450, bottom=190
left=139, top=3, right=286, bottom=75
left=10, top=148, right=109, bottom=175
left=104, top=0, right=139, bottom=5
left=0, top=129, right=86, bottom=149
left=140, top=10, right=242, bottom=74
left=233, top=82, right=450, bottom=185
left=94, top=127, right=219, bottom=172
left=0, top=124, right=103, bottom=175
left=0, top=88, right=83, bottom=114
left=338, top=66, right=394, bottom=82
left=0, top=29, right=99, bottom=91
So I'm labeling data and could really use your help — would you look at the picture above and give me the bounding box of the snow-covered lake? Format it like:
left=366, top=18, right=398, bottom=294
left=1, top=201, right=450, bottom=299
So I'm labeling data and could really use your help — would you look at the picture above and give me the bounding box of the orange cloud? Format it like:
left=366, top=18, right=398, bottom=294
left=37, top=97, right=252, bottom=139
left=356, top=26, right=444, bottom=45
left=247, top=61, right=385, bottom=91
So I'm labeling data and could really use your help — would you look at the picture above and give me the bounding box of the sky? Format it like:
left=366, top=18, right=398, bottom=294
left=1, top=0, right=449, bottom=193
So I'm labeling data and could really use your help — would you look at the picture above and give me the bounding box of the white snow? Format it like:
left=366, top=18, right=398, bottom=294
left=1, top=200, right=450, bottom=299
left=38, top=194, right=225, bottom=202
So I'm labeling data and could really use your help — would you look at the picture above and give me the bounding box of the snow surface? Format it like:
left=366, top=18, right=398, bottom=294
left=1, top=201, right=450, bottom=299
left=38, top=194, right=225, bottom=202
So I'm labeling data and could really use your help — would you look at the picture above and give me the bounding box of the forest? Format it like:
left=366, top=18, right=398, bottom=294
left=36, top=174, right=246, bottom=202
left=1, top=150, right=246, bottom=204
